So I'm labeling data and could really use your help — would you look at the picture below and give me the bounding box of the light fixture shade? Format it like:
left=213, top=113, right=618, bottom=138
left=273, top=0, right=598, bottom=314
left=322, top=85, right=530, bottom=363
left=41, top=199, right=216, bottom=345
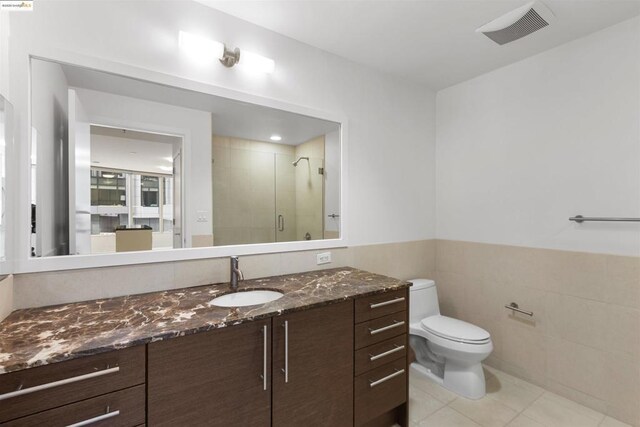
left=179, top=31, right=224, bottom=63
left=240, top=50, right=275, bottom=74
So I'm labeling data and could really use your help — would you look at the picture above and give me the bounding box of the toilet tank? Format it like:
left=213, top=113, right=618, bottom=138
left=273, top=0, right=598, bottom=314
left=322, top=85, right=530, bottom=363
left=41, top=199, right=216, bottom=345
left=408, top=279, right=440, bottom=324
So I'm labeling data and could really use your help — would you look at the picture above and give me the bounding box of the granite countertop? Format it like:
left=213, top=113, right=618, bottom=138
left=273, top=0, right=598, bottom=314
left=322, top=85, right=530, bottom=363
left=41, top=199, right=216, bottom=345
left=0, top=267, right=409, bottom=374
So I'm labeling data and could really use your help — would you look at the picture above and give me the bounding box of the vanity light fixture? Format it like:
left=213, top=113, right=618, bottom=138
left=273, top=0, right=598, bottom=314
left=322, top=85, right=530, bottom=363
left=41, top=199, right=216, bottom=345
left=270, top=135, right=282, bottom=141
left=179, top=31, right=275, bottom=74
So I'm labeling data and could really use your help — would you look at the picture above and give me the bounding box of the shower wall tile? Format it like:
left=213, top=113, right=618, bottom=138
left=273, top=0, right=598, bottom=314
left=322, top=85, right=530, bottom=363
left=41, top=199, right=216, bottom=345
left=435, top=239, right=640, bottom=426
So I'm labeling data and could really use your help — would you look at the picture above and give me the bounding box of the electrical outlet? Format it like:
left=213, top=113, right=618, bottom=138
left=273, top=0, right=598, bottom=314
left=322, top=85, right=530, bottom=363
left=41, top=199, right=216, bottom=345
left=317, top=252, right=332, bottom=265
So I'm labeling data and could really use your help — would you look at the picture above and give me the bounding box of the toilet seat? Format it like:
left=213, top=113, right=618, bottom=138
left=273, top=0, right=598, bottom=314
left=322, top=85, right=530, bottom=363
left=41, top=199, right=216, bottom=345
left=421, top=315, right=491, bottom=345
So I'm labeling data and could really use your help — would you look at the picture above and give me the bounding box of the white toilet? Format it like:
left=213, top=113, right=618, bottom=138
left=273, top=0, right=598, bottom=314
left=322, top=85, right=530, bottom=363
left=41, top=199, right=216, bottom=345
left=408, top=279, right=493, bottom=399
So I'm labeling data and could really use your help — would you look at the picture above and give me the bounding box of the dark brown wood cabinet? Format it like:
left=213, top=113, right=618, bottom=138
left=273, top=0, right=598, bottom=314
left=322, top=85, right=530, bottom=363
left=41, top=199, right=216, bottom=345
left=0, top=346, right=145, bottom=425
left=1, top=287, right=409, bottom=426
left=353, top=289, right=409, bottom=426
left=271, top=301, right=354, bottom=427
left=147, top=318, right=272, bottom=426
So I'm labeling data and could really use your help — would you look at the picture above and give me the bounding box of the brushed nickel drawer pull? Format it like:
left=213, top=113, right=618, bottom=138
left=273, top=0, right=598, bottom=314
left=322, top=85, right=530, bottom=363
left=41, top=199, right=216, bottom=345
left=261, top=325, right=268, bottom=391
left=369, top=344, right=405, bottom=361
left=66, top=409, right=120, bottom=427
left=0, top=366, right=120, bottom=401
left=369, top=320, right=405, bottom=335
left=369, top=368, right=405, bottom=388
left=281, top=321, right=289, bottom=383
left=370, top=297, right=405, bottom=309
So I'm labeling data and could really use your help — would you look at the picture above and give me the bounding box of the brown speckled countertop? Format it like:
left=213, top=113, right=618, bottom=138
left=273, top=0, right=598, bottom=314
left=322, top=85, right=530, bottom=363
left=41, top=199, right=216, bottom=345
left=0, top=267, right=409, bottom=374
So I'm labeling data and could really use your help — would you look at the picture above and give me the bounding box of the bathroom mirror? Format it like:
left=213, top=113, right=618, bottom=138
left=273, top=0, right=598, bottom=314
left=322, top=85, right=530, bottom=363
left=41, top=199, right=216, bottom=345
left=29, top=58, right=341, bottom=258
left=0, top=95, right=9, bottom=264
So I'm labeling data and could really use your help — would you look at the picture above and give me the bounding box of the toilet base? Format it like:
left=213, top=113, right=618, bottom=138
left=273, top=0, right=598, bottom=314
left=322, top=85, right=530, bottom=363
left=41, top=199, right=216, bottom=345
left=444, top=359, right=486, bottom=399
left=410, top=362, right=444, bottom=386
left=410, top=360, right=487, bottom=400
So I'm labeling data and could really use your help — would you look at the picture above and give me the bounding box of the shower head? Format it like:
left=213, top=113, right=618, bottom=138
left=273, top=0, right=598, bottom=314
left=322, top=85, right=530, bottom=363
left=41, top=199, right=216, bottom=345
left=292, top=156, right=309, bottom=167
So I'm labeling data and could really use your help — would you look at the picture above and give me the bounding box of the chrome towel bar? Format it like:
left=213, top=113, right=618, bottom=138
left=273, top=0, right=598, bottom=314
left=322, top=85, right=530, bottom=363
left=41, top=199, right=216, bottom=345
left=505, top=302, right=533, bottom=317
left=570, top=215, right=640, bottom=223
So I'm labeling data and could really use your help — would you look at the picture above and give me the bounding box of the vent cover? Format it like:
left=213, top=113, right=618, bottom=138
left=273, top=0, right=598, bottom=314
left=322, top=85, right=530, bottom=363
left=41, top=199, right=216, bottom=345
left=476, top=1, right=554, bottom=45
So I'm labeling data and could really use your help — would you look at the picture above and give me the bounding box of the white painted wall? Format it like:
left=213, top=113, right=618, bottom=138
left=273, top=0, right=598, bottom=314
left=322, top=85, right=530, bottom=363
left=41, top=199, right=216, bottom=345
left=436, top=17, right=640, bottom=256
left=73, top=88, right=213, bottom=246
left=4, top=0, right=436, bottom=257
left=31, top=59, right=69, bottom=257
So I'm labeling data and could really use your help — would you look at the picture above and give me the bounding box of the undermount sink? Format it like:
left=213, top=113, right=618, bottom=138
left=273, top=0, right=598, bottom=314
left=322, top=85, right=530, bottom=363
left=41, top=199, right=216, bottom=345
left=210, top=290, right=284, bottom=307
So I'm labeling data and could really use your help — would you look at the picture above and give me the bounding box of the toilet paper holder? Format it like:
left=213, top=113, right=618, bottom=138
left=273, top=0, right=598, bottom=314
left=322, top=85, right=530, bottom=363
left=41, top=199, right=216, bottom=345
left=505, top=302, right=533, bottom=317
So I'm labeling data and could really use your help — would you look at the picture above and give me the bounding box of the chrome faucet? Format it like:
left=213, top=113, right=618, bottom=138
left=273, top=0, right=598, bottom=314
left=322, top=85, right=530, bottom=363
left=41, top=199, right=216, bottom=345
left=230, top=256, right=244, bottom=291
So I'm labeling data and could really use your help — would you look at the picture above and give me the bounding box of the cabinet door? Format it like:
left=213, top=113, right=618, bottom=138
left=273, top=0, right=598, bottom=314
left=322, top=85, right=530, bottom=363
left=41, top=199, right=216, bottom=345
left=272, top=301, right=354, bottom=427
left=148, top=319, right=271, bottom=427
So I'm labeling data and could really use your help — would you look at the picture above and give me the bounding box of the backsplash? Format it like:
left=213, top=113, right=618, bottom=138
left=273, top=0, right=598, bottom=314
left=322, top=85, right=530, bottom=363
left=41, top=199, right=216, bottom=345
left=10, top=239, right=435, bottom=310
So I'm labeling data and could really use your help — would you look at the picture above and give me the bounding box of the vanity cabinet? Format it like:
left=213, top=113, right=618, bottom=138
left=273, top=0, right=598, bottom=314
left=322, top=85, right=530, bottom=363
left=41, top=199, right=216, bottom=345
left=0, top=346, right=145, bottom=426
left=272, top=301, right=354, bottom=427
left=353, top=289, right=409, bottom=426
left=147, top=302, right=354, bottom=427
left=147, top=318, right=272, bottom=426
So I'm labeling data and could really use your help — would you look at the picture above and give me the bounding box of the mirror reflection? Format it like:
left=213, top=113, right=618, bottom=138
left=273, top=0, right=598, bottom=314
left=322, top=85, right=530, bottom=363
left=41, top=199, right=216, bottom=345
left=0, top=96, right=9, bottom=261
left=30, top=58, right=341, bottom=257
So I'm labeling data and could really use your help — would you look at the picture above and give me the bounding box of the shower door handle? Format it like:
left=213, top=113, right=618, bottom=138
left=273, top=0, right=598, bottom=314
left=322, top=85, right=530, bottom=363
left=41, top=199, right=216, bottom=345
left=278, top=215, right=284, bottom=232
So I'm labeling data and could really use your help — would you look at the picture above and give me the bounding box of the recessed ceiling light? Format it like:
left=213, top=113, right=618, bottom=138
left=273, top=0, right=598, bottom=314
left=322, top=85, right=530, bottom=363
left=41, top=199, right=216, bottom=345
left=270, top=135, right=282, bottom=141
left=129, top=151, right=137, bottom=155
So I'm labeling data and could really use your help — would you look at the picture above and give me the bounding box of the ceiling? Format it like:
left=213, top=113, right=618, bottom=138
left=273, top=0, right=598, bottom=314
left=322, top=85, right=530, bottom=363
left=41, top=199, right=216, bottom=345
left=197, top=0, right=640, bottom=90
left=90, top=126, right=178, bottom=175
left=61, top=62, right=339, bottom=145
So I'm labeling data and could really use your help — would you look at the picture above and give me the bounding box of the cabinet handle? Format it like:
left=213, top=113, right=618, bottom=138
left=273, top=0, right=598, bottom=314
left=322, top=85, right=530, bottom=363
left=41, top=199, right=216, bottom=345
left=261, top=325, right=268, bottom=391
left=369, top=369, right=405, bottom=388
left=370, top=297, right=405, bottom=309
left=281, top=321, right=289, bottom=383
left=369, top=344, right=405, bottom=362
left=66, top=408, right=120, bottom=427
left=368, top=320, right=405, bottom=335
left=0, top=366, right=120, bottom=401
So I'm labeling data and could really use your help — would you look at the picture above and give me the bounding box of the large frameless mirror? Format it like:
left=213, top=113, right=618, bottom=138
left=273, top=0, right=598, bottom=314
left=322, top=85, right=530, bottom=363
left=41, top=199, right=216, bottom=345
left=29, top=58, right=342, bottom=258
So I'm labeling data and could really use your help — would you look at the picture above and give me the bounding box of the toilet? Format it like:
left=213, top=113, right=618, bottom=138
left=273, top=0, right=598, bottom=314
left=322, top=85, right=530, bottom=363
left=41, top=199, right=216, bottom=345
left=408, top=279, right=493, bottom=399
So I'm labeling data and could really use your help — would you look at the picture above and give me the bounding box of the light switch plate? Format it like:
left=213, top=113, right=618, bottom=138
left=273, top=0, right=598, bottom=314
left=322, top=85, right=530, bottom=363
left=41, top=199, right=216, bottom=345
left=317, top=252, right=332, bottom=265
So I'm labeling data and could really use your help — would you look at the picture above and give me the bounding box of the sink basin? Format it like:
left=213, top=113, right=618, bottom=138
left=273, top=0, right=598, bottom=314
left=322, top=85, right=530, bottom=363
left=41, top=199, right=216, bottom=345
left=210, top=290, right=284, bottom=307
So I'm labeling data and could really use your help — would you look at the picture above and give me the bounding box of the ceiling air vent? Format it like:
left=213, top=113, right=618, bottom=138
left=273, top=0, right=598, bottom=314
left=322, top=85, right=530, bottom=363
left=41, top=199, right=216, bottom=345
left=476, top=1, right=554, bottom=45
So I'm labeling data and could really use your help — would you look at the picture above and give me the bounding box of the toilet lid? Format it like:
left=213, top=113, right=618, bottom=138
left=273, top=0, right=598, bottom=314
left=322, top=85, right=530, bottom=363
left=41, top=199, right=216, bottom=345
left=421, top=315, right=491, bottom=344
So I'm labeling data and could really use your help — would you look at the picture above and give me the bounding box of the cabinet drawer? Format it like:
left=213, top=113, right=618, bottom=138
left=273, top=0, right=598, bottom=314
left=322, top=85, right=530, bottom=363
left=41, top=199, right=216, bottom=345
left=355, top=334, right=407, bottom=376
left=355, top=358, right=407, bottom=426
left=355, top=311, right=407, bottom=350
left=3, top=384, right=145, bottom=427
left=355, top=289, right=407, bottom=323
left=0, top=346, right=145, bottom=423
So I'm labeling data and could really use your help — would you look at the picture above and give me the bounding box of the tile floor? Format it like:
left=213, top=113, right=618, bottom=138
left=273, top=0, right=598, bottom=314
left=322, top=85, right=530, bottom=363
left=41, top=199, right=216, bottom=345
left=408, top=365, right=631, bottom=427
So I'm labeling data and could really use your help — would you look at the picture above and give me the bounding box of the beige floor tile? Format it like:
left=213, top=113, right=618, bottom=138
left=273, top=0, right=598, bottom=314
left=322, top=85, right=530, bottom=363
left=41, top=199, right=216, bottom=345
left=522, top=393, right=604, bottom=427
left=507, top=415, right=546, bottom=427
left=449, top=396, right=519, bottom=427
left=485, top=374, right=544, bottom=412
left=599, top=416, right=633, bottom=427
left=409, top=385, right=447, bottom=423
left=542, top=392, right=606, bottom=422
left=418, top=407, right=481, bottom=427
left=409, top=366, right=458, bottom=403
